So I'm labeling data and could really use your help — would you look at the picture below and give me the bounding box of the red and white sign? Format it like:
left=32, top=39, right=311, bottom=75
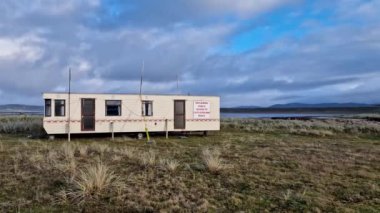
left=193, top=100, right=210, bottom=119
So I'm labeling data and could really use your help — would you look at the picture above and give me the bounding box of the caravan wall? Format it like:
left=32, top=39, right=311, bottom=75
left=43, top=93, right=220, bottom=134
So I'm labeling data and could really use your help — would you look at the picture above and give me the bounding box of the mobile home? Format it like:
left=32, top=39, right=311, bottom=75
left=43, top=93, right=220, bottom=136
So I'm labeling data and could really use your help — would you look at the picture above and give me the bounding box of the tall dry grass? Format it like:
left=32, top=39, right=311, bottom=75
left=89, top=143, right=110, bottom=156
left=139, top=150, right=156, bottom=167
left=70, top=162, right=118, bottom=203
left=116, top=147, right=136, bottom=159
left=202, top=148, right=223, bottom=174
left=11, top=151, right=23, bottom=176
left=60, top=143, right=75, bottom=160
left=160, top=159, right=180, bottom=172
left=76, top=145, right=89, bottom=157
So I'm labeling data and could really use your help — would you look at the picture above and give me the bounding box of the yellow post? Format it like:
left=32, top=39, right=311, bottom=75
left=145, top=127, right=150, bottom=142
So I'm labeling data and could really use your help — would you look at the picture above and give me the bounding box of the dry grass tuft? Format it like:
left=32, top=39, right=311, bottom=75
left=70, top=162, right=118, bottom=203
left=76, top=145, right=89, bottom=157
left=90, top=143, right=110, bottom=156
left=117, top=147, right=136, bottom=159
left=160, top=159, right=180, bottom=172
left=28, top=150, right=44, bottom=169
left=56, top=189, right=69, bottom=204
left=112, top=155, right=122, bottom=162
left=202, top=148, right=223, bottom=174
left=140, top=150, right=156, bottom=167
left=60, top=143, right=75, bottom=160
left=46, top=149, right=58, bottom=164
left=54, top=158, right=77, bottom=182
left=67, top=159, right=77, bottom=177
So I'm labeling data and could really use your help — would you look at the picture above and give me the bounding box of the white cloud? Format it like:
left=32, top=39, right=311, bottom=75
left=202, top=0, right=297, bottom=17
left=0, top=0, right=101, bottom=18
left=0, top=35, right=44, bottom=62
left=337, top=0, right=380, bottom=21
left=274, top=76, right=294, bottom=84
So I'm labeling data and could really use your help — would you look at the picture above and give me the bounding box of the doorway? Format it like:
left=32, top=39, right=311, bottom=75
left=81, top=99, right=95, bottom=131
left=174, top=100, right=185, bottom=129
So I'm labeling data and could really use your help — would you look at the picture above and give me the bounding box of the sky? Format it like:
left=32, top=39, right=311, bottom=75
left=0, top=0, right=379, bottom=107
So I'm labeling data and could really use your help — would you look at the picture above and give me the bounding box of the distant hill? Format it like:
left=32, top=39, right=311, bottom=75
left=0, top=104, right=43, bottom=112
left=268, top=103, right=375, bottom=109
left=222, top=103, right=380, bottom=114
left=236, top=105, right=261, bottom=109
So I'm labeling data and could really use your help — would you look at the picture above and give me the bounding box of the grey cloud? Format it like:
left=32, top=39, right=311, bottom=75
left=91, top=0, right=298, bottom=28
left=181, top=76, right=359, bottom=95
left=0, top=0, right=379, bottom=106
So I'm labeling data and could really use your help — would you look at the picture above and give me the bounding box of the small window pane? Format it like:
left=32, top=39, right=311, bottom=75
left=45, top=99, right=51, bottom=117
left=55, top=100, right=65, bottom=116
left=142, top=101, right=153, bottom=116
left=106, top=100, right=121, bottom=116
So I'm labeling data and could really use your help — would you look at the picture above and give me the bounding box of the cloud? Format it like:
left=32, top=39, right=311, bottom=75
left=90, top=0, right=298, bottom=28
left=336, top=0, right=380, bottom=21
left=0, top=0, right=379, bottom=106
left=198, top=0, right=298, bottom=18
left=94, top=24, right=235, bottom=82
left=0, top=35, right=44, bottom=62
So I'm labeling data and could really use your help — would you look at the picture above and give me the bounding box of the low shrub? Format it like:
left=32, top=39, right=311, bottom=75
left=0, top=116, right=44, bottom=135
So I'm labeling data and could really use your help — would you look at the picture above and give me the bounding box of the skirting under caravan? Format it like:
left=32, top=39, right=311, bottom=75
left=43, top=93, right=220, bottom=135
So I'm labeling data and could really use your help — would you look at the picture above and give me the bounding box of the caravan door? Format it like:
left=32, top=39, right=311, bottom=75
left=81, top=99, right=95, bottom=131
left=174, top=100, right=186, bottom=129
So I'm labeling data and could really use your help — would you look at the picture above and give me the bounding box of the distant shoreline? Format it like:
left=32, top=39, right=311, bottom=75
left=221, top=106, right=380, bottom=114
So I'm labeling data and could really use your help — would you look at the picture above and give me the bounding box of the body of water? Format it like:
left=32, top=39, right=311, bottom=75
left=0, top=111, right=350, bottom=119
left=221, top=112, right=345, bottom=119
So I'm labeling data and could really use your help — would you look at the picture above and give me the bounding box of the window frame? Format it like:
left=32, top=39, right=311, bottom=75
left=142, top=100, right=153, bottom=117
left=54, top=99, right=66, bottom=117
left=44, top=99, right=52, bottom=117
left=105, top=100, right=122, bottom=116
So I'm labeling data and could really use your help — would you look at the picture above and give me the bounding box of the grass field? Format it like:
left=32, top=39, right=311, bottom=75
left=0, top=117, right=379, bottom=212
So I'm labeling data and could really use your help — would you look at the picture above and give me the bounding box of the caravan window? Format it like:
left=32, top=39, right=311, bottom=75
left=142, top=101, right=153, bottom=116
left=106, top=100, right=121, bottom=116
left=55, top=100, right=65, bottom=116
left=45, top=99, right=51, bottom=117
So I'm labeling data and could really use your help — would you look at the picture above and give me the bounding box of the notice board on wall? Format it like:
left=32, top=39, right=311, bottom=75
left=193, top=100, right=210, bottom=119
